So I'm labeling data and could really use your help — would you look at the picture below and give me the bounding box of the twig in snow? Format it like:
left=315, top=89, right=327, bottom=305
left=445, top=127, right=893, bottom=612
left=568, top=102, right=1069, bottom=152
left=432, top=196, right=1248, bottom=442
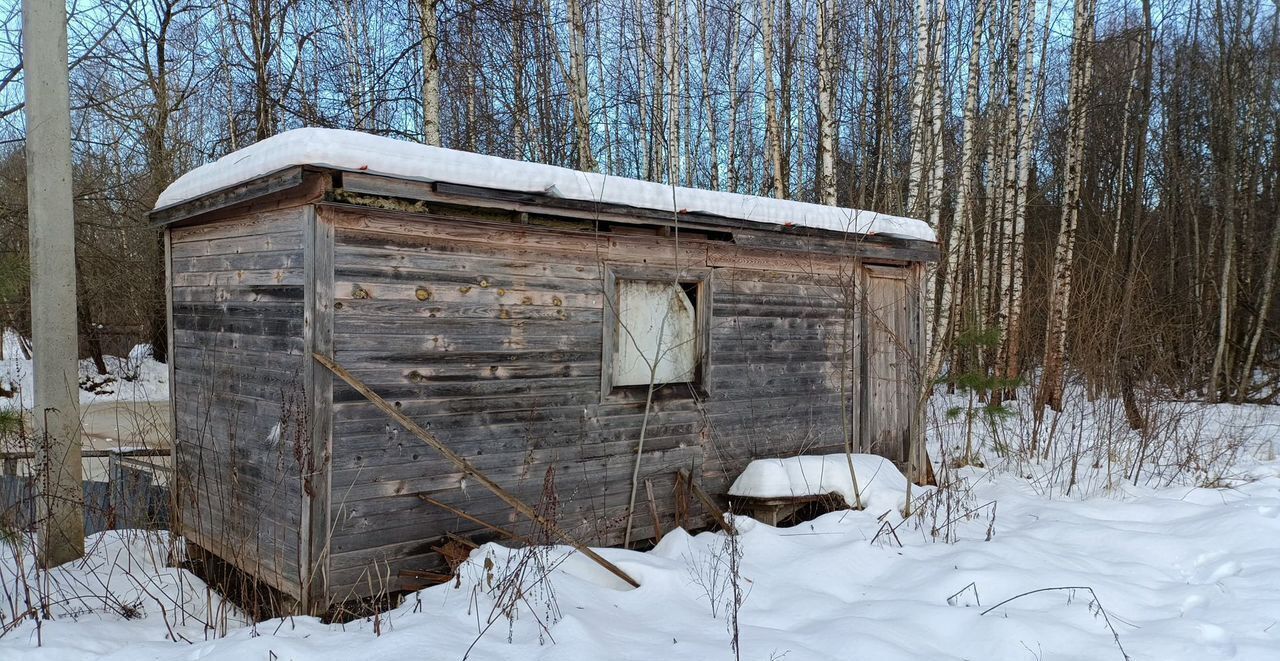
left=869, top=519, right=902, bottom=547
left=946, top=582, right=980, bottom=607
left=980, top=585, right=1131, bottom=660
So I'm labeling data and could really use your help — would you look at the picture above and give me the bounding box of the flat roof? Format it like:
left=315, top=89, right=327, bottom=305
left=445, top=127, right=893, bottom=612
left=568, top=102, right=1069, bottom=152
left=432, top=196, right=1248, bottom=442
left=155, top=128, right=935, bottom=243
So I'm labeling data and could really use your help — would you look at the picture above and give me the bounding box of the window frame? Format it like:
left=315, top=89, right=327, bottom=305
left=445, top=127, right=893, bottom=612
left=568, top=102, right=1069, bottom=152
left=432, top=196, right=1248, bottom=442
left=600, top=264, right=713, bottom=400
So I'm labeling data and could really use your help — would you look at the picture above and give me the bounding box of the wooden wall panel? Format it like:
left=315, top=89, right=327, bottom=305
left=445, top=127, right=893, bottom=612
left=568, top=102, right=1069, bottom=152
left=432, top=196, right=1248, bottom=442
left=321, top=205, right=871, bottom=599
left=169, top=208, right=308, bottom=599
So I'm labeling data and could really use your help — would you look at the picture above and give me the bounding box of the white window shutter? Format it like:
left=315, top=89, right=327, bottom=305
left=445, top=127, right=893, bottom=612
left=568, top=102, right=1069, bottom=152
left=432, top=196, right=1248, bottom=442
left=614, top=281, right=698, bottom=386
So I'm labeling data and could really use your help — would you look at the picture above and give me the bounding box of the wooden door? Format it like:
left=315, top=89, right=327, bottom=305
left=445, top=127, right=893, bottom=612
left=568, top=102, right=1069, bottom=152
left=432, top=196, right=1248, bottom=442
left=861, top=266, right=916, bottom=464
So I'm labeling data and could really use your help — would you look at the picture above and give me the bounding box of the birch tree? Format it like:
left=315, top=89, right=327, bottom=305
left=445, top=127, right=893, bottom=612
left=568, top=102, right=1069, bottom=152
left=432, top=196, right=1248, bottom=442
left=815, top=0, right=837, bottom=205
left=417, top=0, right=441, bottom=145
left=567, top=0, right=595, bottom=170
left=759, top=0, right=784, bottom=198
left=1037, top=0, right=1097, bottom=416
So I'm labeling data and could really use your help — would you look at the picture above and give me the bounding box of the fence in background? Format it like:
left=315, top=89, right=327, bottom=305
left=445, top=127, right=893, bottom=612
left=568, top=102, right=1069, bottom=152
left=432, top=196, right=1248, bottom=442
left=0, top=448, right=171, bottom=533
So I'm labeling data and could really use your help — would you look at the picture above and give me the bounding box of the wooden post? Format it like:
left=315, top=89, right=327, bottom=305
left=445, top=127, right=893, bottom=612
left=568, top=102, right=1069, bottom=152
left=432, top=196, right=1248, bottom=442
left=108, top=451, right=121, bottom=529
left=644, top=479, right=663, bottom=544
left=23, top=0, right=83, bottom=567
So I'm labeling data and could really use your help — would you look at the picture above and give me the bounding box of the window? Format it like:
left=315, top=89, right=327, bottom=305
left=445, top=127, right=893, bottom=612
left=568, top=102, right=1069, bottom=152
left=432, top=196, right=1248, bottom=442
left=602, top=267, right=711, bottom=396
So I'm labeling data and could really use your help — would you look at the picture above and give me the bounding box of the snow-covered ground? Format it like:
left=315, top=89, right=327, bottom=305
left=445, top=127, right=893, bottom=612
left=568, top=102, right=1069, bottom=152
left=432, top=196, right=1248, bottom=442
left=1, top=389, right=1278, bottom=660
left=0, top=330, right=169, bottom=412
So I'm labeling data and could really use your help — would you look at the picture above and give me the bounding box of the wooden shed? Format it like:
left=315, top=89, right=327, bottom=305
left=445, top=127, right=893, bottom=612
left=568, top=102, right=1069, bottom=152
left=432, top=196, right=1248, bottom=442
left=151, top=128, right=937, bottom=613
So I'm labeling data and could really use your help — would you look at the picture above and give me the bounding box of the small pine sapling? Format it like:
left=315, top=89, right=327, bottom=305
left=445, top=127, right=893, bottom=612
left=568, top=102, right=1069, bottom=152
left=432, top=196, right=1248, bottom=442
left=944, top=326, right=1021, bottom=465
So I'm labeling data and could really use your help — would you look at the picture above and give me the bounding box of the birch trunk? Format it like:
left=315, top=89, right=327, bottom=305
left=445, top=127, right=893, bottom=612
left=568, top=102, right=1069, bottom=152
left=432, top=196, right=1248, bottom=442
left=1238, top=191, right=1280, bottom=401
left=816, top=0, right=837, bottom=205
left=905, top=0, right=932, bottom=217
left=1236, top=6, right=1279, bottom=400
left=760, top=0, right=784, bottom=198
left=1037, top=0, right=1095, bottom=416
left=510, top=0, right=528, bottom=157
left=666, top=0, right=681, bottom=183
left=994, top=0, right=1024, bottom=390
left=932, top=0, right=990, bottom=388
left=651, top=0, right=667, bottom=180
left=696, top=0, right=721, bottom=189
left=417, top=0, right=441, bottom=146
left=726, top=10, right=741, bottom=191
left=568, top=0, right=595, bottom=171
left=1208, top=3, right=1241, bottom=403
left=926, top=0, right=946, bottom=230
left=1002, top=0, right=1042, bottom=394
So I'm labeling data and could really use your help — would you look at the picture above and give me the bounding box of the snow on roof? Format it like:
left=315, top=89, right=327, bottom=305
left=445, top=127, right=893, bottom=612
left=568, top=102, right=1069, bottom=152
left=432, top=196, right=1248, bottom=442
left=156, top=128, right=935, bottom=242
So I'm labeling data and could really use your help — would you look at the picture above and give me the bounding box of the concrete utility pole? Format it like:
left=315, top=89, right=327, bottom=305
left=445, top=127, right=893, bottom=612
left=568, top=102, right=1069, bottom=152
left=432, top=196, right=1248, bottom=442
left=23, top=0, right=84, bottom=567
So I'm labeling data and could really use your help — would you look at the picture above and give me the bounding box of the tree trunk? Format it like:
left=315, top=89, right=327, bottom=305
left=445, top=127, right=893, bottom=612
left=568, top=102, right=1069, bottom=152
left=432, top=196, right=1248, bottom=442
left=760, top=0, right=784, bottom=198
left=417, top=0, right=441, bottom=146
left=933, top=0, right=990, bottom=385
left=567, top=0, right=595, bottom=170
left=905, top=0, right=932, bottom=217
left=1002, top=0, right=1041, bottom=397
left=816, top=0, right=837, bottom=205
left=1116, top=0, right=1154, bottom=428
left=1037, top=0, right=1096, bottom=416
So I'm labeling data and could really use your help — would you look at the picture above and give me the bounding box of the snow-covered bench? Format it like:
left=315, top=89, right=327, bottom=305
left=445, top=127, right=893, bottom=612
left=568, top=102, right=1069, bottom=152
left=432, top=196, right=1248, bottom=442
left=727, top=454, right=910, bottom=524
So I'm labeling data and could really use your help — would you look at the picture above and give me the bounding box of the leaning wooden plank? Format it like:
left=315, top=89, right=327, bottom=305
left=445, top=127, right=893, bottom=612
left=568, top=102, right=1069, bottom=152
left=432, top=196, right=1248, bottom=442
left=415, top=494, right=533, bottom=547
left=313, top=352, right=640, bottom=589
left=674, top=472, right=689, bottom=530
left=678, top=469, right=735, bottom=535
left=645, top=479, right=663, bottom=544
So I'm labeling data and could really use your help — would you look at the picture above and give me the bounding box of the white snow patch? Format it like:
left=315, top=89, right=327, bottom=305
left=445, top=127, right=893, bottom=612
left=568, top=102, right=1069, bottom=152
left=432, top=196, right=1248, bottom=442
left=0, top=530, right=244, bottom=650
left=0, top=329, right=169, bottom=411
left=729, top=453, right=911, bottom=514
left=155, top=128, right=935, bottom=242
left=3, top=393, right=1279, bottom=660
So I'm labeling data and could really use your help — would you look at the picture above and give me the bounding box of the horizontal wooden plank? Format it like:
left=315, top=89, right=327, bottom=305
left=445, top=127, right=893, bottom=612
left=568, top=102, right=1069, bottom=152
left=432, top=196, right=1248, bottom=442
left=333, top=261, right=606, bottom=296
left=172, top=250, right=303, bottom=274
left=173, top=329, right=303, bottom=354
left=330, top=426, right=699, bottom=475
left=328, top=375, right=599, bottom=399
left=331, top=401, right=701, bottom=438
left=335, top=239, right=604, bottom=281
left=336, top=333, right=599, bottom=353
left=712, top=304, right=846, bottom=320
left=333, top=279, right=601, bottom=308
left=325, top=435, right=701, bottom=504
left=169, top=207, right=304, bottom=243
left=331, top=387, right=600, bottom=413
left=154, top=167, right=308, bottom=228
left=171, top=232, right=304, bottom=260
left=171, top=285, right=305, bottom=304
left=707, top=245, right=848, bottom=275
left=324, top=205, right=709, bottom=265
left=174, top=268, right=304, bottom=288
left=326, top=298, right=601, bottom=322
left=173, top=301, right=303, bottom=318
left=174, top=313, right=303, bottom=337
left=333, top=359, right=600, bottom=382
left=331, top=349, right=602, bottom=370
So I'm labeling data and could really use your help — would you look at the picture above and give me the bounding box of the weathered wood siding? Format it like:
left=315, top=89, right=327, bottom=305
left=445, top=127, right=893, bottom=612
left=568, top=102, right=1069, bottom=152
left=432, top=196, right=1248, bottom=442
left=319, top=204, right=916, bottom=599
left=169, top=208, right=308, bottom=598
